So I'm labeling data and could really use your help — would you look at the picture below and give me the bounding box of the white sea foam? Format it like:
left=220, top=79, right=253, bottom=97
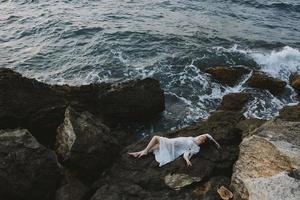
left=12, top=45, right=300, bottom=132
left=250, top=46, right=300, bottom=81
left=215, top=45, right=300, bottom=80
left=214, top=45, right=300, bottom=119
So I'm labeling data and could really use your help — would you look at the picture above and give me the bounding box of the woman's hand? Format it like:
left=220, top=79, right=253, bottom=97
left=186, top=160, right=192, bottom=167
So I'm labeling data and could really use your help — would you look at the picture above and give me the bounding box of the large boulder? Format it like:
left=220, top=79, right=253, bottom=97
left=55, top=179, right=87, bottom=200
left=278, top=104, right=300, bottom=122
left=0, top=129, right=61, bottom=200
left=235, top=118, right=267, bottom=138
left=55, top=107, right=119, bottom=183
left=54, top=77, right=165, bottom=124
left=0, top=68, right=165, bottom=147
left=231, top=119, right=300, bottom=200
left=0, top=68, right=67, bottom=147
left=219, top=93, right=252, bottom=111
left=289, top=73, right=300, bottom=93
left=89, top=111, right=245, bottom=200
left=246, top=71, right=286, bottom=95
left=205, top=66, right=250, bottom=87
left=97, top=78, right=165, bottom=124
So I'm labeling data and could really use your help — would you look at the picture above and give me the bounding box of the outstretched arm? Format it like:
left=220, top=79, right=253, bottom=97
left=183, top=151, right=192, bottom=167
left=207, top=134, right=221, bottom=150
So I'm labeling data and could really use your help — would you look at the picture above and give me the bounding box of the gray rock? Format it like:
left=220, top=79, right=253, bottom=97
left=89, top=110, right=245, bottom=199
left=55, top=180, right=87, bottom=200
left=164, top=173, right=202, bottom=190
left=231, top=119, right=300, bottom=200
left=55, top=107, right=119, bottom=182
left=0, top=129, right=61, bottom=200
left=0, top=68, right=165, bottom=147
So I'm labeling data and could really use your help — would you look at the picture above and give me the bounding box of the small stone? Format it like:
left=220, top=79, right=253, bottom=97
left=164, top=173, right=202, bottom=190
left=217, top=186, right=233, bottom=200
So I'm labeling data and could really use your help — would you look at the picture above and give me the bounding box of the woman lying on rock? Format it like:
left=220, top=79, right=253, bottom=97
left=128, top=134, right=221, bottom=167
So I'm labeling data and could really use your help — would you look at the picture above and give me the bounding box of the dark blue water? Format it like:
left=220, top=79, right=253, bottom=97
left=1, top=0, right=300, bottom=135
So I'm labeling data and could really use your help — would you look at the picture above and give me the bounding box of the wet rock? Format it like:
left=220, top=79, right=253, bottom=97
left=55, top=180, right=87, bottom=200
left=55, top=107, right=119, bottom=183
left=219, top=93, right=252, bottom=111
left=205, top=66, right=250, bottom=87
left=90, top=110, right=244, bottom=199
left=290, top=73, right=300, bottom=93
left=0, top=68, right=165, bottom=147
left=246, top=71, right=287, bottom=95
left=0, top=129, right=61, bottom=200
left=278, top=103, right=300, bottom=122
left=231, top=119, right=300, bottom=200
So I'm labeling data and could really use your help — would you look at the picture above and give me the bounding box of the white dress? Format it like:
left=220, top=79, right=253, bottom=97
left=153, top=136, right=200, bottom=167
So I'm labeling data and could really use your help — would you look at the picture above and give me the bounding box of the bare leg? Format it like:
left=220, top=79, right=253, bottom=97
left=128, top=135, right=160, bottom=158
left=148, top=143, right=159, bottom=153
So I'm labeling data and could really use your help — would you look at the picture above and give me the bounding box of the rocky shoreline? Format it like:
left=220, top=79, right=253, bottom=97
left=0, top=67, right=299, bottom=200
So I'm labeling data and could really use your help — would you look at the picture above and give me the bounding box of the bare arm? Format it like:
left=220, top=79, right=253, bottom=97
left=183, top=151, right=192, bottom=167
left=208, top=135, right=221, bottom=150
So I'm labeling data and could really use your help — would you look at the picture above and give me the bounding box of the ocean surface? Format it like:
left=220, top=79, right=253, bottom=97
left=1, top=0, right=300, bottom=136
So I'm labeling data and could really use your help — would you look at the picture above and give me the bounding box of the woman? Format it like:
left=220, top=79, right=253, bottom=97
left=128, top=133, right=221, bottom=167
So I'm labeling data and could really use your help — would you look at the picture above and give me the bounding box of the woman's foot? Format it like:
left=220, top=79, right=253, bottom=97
left=128, top=150, right=148, bottom=158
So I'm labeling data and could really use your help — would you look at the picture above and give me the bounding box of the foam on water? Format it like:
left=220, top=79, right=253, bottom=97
left=1, top=0, right=300, bottom=134
left=251, top=46, right=300, bottom=81
left=212, top=45, right=300, bottom=119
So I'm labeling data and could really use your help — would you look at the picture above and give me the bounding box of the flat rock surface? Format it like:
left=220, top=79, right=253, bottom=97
left=231, top=119, right=300, bottom=200
left=205, top=66, right=250, bottom=87
left=89, top=111, right=244, bottom=200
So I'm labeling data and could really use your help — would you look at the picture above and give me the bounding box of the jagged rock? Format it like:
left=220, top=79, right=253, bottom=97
left=205, top=66, right=250, bottom=87
left=290, top=73, right=300, bottom=93
left=231, top=119, right=300, bottom=200
left=89, top=110, right=244, bottom=200
left=55, top=180, right=87, bottom=200
left=55, top=107, right=119, bottom=183
left=97, top=78, right=165, bottom=124
left=278, top=103, right=300, bottom=122
left=246, top=71, right=286, bottom=95
left=0, top=68, right=66, bottom=147
left=0, top=129, right=61, bottom=200
left=219, top=93, right=252, bottom=111
left=0, top=68, right=165, bottom=147
left=236, top=118, right=267, bottom=138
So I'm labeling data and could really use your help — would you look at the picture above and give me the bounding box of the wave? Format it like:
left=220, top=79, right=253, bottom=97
left=218, top=45, right=300, bottom=81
